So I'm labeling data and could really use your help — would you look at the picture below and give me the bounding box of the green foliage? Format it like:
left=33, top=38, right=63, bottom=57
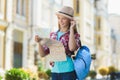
left=88, top=70, right=97, bottom=79
left=5, top=68, right=30, bottom=80
left=37, top=61, right=43, bottom=72
left=45, top=69, right=51, bottom=78
left=0, top=75, right=2, bottom=80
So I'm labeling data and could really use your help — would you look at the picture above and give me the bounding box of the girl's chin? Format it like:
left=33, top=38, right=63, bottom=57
left=60, top=25, right=65, bottom=27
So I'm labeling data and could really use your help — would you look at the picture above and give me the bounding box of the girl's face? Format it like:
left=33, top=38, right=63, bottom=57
left=57, top=15, right=71, bottom=29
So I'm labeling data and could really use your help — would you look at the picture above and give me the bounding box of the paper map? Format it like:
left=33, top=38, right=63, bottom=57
left=40, top=38, right=66, bottom=61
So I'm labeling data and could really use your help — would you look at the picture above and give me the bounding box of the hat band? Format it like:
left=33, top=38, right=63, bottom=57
left=59, top=11, right=73, bottom=17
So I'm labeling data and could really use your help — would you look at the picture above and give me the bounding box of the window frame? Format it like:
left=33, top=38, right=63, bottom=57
left=16, top=0, right=26, bottom=17
left=74, top=0, right=80, bottom=16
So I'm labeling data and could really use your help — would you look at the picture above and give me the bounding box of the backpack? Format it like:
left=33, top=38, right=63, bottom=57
left=73, top=46, right=91, bottom=80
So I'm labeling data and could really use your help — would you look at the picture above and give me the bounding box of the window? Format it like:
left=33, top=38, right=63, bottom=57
left=13, top=42, right=23, bottom=68
left=98, top=18, right=101, bottom=30
left=21, top=0, right=26, bottom=16
left=74, top=0, right=80, bottom=16
left=16, top=0, right=21, bottom=14
left=98, top=36, right=101, bottom=46
left=16, top=0, right=26, bottom=16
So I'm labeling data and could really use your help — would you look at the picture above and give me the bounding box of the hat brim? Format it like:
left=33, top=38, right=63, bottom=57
left=56, top=12, right=73, bottom=20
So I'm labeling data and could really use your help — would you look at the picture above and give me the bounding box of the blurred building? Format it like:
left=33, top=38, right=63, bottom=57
left=94, top=0, right=112, bottom=69
left=109, top=14, right=120, bottom=70
left=0, top=0, right=31, bottom=70
left=0, top=0, right=8, bottom=69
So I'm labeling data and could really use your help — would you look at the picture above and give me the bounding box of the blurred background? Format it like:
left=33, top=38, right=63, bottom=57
left=0, top=0, right=120, bottom=80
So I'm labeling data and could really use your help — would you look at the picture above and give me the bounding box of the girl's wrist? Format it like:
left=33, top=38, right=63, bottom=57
left=70, top=27, right=74, bottom=32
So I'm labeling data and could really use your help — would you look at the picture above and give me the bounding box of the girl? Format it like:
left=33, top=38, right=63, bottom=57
left=35, top=6, right=81, bottom=80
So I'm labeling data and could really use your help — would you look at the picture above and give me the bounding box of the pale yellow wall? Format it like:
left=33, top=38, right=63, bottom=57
left=95, top=15, right=112, bottom=69
left=0, top=18, right=8, bottom=69
left=0, top=20, right=8, bottom=69
left=0, top=0, right=5, bottom=14
left=109, top=15, right=120, bottom=70
left=78, top=0, right=95, bottom=53
left=0, top=31, right=4, bottom=68
left=0, top=0, right=6, bottom=20
left=98, top=16, right=111, bottom=52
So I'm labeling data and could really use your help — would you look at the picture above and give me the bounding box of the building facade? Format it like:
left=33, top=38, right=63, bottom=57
left=0, top=0, right=8, bottom=69
left=109, top=14, right=120, bottom=70
left=0, top=0, right=31, bottom=70
left=94, top=0, right=112, bottom=69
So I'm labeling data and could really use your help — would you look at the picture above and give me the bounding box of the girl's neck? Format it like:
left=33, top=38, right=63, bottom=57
left=60, top=27, right=69, bottom=33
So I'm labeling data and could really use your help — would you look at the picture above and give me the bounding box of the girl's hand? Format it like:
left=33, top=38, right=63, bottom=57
left=70, top=19, right=76, bottom=30
left=35, top=35, right=42, bottom=43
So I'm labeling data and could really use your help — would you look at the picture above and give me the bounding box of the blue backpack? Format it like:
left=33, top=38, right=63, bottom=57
left=73, top=46, right=91, bottom=80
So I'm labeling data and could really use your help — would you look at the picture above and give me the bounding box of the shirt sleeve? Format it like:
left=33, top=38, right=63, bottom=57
left=75, top=33, right=81, bottom=49
left=42, top=32, right=55, bottom=54
left=42, top=32, right=53, bottom=55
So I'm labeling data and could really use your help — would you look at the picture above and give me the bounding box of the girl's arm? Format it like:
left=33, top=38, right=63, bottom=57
left=69, top=20, right=78, bottom=51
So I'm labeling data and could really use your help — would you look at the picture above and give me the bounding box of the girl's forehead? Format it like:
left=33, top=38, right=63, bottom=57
left=57, top=15, right=71, bottom=21
left=57, top=15, right=67, bottom=18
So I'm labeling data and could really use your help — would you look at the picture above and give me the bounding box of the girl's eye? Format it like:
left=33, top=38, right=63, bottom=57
left=61, top=18, right=66, bottom=21
left=62, top=18, right=65, bottom=20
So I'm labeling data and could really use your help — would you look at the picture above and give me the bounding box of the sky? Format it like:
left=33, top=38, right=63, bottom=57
left=108, top=0, right=120, bottom=15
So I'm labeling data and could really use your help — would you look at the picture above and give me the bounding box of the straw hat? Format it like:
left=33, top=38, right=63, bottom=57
left=56, top=6, right=74, bottom=20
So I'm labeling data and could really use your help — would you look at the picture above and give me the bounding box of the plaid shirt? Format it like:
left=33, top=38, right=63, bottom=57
left=43, top=30, right=81, bottom=56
